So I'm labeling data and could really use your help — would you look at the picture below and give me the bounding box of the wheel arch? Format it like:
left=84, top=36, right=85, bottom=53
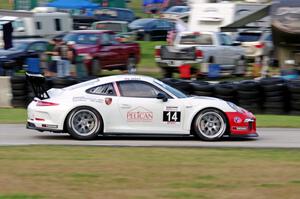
left=63, top=105, right=104, bottom=133
left=189, top=107, right=230, bottom=135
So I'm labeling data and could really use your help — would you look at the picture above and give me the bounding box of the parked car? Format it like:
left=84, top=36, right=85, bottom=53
left=155, top=31, right=246, bottom=76
left=94, top=7, right=136, bottom=22
left=129, top=18, right=175, bottom=41
left=63, top=30, right=140, bottom=75
left=0, top=39, right=48, bottom=74
left=160, top=6, right=190, bottom=20
left=27, top=74, right=257, bottom=141
left=91, top=21, right=136, bottom=42
left=235, top=31, right=273, bottom=61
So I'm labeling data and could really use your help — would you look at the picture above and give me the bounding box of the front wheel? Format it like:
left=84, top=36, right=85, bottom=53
left=66, top=107, right=103, bottom=140
left=193, top=109, right=227, bottom=141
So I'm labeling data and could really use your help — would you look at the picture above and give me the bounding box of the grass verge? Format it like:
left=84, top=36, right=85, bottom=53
left=0, top=146, right=299, bottom=199
left=1, top=108, right=300, bottom=128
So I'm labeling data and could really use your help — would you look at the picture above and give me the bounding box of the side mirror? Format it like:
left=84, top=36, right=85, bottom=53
left=157, top=93, right=168, bottom=102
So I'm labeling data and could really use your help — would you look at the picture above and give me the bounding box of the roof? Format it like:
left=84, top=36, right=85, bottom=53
left=93, top=21, right=128, bottom=24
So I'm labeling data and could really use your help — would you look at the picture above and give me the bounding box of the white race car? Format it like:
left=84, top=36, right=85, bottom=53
left=27, top=74, right=258, bottom=140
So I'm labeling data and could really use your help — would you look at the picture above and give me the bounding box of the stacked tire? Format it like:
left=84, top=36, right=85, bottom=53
left=214, top=82, right=237, bottom=103
left=288, top=80, right=300, bottom=115
left=190, top=81, right=214, bottom=97
left=10, top=76, right=28, bottom=108
left=260, top=77, right=287, bottom=114
left=161, top=78, right=193, bottom=94
left=236, top=80, right=261, bottom=113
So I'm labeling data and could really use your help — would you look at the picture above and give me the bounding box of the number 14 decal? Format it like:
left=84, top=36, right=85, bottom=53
left=163, top=111, right=181, bottom=122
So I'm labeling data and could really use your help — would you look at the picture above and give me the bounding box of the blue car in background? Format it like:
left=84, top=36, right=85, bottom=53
left=94, top=7, right=136, bottom=22
left=129, top=18, right=175, bottom=41
left=0, top=39, right=48, bottom=75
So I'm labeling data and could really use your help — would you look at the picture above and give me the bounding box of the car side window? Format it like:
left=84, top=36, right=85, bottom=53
left=219, top=34, right=233, bottom=46
left=86, top=83, right=116, bottom=96
left=101, top=33, right=112, bottom=45
left=118, top=80, right=162, bottom=98
left=27, top=42, right=46, bottom=52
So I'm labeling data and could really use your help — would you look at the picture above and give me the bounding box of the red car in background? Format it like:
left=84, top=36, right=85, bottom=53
left=63, top=30, right=140, bottom=75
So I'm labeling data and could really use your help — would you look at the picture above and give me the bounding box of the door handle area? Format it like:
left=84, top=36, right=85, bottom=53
left=120, top=104, right=131, bottom=109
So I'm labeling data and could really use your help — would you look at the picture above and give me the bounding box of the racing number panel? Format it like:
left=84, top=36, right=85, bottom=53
left=163, top=111, right=181, bottom=122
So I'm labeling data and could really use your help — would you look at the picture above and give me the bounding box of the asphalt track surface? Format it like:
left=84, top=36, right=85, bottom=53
left=0, top=124, right=299, bottom=148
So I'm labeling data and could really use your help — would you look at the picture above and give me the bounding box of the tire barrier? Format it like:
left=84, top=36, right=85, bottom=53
left=6, top=76, right=300, bottom=115
left=162, top=77, right=300, bottom=115
left=214, top=82, right=237, bottom=104
left=237, top=80, right=262, bottom=113
left=288, top=80, right=300, bottom=115
left=260, top=77, right=287, bottom=114
left=10, top=75, right=28, bottom=108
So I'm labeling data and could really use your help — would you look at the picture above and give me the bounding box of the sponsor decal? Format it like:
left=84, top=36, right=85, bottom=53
left=165, top=106, right=179, bottom=111
left=232, top=126, right=248, bottom=131
left=105, top=98, right=112, bottom=105
left=127, top=107, right=153, bottom=122
left=234, top=117, right=242, bottom=124
left=73, top=97, right=103, bottom=103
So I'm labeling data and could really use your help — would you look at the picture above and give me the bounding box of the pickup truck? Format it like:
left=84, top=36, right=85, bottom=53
left=155, top=31, right=246, bottom=77
left=63, top=30, right=140, bottom=75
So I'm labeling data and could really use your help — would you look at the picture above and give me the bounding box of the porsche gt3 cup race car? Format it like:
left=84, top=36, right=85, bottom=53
left=26, top=74, right=258, bottom=140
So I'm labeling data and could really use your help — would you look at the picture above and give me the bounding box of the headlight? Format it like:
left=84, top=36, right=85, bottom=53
left=0, top=56, right=7, bottom=59
left=137, top=29, right=145, bottom=32
left=227, top=102, right=244, bottom=113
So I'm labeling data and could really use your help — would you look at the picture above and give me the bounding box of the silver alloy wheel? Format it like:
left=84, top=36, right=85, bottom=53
left=71, top=109, right=99, bottom=137
left=195, top=111, right=226, bottom=139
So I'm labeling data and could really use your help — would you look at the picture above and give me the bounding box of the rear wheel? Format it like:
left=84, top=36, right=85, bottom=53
left=67, top=107, right=102, bottom=140
left=193, top=109, right=227, bottom=141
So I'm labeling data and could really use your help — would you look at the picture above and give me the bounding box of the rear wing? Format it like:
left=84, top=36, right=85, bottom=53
left=26, top=73, right=49, bottom=100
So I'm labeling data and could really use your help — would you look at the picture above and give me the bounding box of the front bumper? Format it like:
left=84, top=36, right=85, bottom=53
left=225, top=112, right=258, bottom=137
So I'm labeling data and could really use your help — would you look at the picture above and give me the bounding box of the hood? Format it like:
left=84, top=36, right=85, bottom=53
left=74, top=44, right=99, bottom=54
left=0, top=50, right=21, bottom=57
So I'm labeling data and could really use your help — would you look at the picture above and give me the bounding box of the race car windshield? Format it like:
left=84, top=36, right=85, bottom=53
left=154, top=80, right=187, bottom=98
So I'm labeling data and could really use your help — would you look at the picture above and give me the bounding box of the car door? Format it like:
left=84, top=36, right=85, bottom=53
left=98, top=33, right=120, bottom=67
left=218, top=33, right=236, bottom=66
left=19, top=42, right=47, bottom=65
left=113, top=80, right=185, bottom=134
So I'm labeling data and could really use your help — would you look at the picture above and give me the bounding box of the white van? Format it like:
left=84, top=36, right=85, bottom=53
left=188, top=2, right=266, bottom=32
left=0, top=8, right=72, bottom=38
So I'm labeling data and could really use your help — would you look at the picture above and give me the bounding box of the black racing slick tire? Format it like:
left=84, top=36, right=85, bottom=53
left=66, top=107, right=103, bottom=140
left=193, top=109, right=227, bottom=141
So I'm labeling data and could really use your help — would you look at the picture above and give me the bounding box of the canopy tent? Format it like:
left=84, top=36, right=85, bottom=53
left=221, top=5, right=271, bottom=32
left=47, top=0, right=100, bottom=9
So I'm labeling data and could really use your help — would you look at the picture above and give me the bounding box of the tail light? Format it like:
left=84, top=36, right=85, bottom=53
left=255, top=42, right=265, bottom=48
left=196, top=49, right=203, bottom=58
left=155, top=48, right=161, bottom=58
left=36, top=101, right=59, bottom=106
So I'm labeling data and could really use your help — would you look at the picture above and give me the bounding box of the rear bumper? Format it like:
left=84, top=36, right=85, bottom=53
left=27, top=121, right=63, bottom=133
left=156, top=59, right=202, bottom=68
